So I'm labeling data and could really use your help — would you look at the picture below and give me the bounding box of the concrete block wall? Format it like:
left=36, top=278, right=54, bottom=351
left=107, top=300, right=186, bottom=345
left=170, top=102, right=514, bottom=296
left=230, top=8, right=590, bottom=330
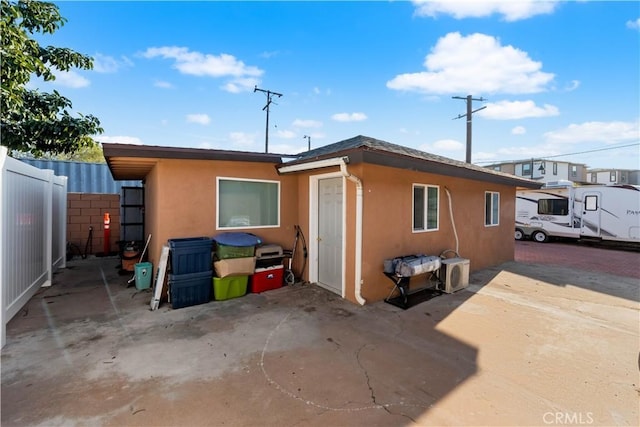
left=67, top=193, right=120, bottom=255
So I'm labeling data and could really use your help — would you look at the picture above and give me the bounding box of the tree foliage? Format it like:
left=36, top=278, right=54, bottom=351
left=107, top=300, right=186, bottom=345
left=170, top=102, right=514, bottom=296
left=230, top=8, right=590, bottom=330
left=54, top=139, right=105, bottom=162
left=1, top=0, right=103, bottom=157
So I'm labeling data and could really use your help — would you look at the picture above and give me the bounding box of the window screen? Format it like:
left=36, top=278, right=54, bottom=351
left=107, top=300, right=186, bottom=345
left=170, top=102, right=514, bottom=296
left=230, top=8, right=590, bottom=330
left=485, top=191, right=500, bottom=226
left=218, top=178, right=279, bottom=229
left=413, top=184, right=439, bottom=231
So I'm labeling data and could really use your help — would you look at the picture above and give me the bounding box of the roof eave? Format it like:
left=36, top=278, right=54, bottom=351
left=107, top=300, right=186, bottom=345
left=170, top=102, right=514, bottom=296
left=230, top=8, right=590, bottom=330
left=103, top=143, right=284, bottom=180
left=277, top=146, right=541, bottom=189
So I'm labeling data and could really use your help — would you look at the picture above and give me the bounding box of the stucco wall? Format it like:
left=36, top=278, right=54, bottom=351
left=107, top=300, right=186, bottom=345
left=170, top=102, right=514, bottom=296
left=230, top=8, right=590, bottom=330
left=142, top=158, right=517, bottom=305
left=358, top=163, right=515, bottom=302
left=145, top=159, right=299, bottom=272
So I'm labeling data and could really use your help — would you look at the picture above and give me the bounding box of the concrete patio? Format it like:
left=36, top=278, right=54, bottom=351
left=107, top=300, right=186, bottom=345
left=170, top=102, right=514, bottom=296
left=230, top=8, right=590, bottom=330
left=1, top=248, right=638, bottom=426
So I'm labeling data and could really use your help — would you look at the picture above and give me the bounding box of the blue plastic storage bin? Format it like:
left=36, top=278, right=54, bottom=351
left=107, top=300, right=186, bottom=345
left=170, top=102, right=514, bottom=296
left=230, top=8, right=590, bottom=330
left=213, top=232, right=262, bottom=247
left=168, top=237, right=213, bottom=275
left=169, top=270, right=213, bottom=309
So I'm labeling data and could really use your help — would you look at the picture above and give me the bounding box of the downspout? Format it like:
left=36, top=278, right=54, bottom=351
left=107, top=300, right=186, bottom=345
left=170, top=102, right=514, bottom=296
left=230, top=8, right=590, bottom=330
left=444, top=187, right=460, bottom=255
left=339, top=160, right=366, bottom=305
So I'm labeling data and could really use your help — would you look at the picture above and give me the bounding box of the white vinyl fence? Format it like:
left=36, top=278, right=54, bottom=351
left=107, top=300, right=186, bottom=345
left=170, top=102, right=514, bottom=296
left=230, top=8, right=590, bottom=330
left=0, top=146, right=67, bottom=348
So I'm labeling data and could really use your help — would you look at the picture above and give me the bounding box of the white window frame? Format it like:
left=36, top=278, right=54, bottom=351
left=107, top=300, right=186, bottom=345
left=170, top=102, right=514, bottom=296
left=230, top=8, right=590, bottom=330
left=412, top=184, right=439, bottom=233
left=485, top=191, right=500, bottom=227
left=216, top=177, right=280, bottom=230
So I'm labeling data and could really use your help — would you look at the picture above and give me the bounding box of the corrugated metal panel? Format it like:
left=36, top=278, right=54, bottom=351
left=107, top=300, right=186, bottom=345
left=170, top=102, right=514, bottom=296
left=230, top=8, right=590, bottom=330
left=19, top=159, right=141, bottom=194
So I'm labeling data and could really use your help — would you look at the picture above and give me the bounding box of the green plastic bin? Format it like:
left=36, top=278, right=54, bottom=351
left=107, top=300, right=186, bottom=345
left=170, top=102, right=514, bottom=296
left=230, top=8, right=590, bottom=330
left=215, top=244, right=255, bottom=260
left=134, top=262, right=153, bottom=290
left=213, top=276, right=248, bottom=301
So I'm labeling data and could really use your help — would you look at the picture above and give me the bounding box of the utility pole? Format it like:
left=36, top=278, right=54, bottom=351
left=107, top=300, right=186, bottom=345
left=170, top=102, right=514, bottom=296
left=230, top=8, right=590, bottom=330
left=303, top=135, right=311, bottom=151
left=254, top=86, right=283, bottom=153
left=453, top=95, right=486, bottom=163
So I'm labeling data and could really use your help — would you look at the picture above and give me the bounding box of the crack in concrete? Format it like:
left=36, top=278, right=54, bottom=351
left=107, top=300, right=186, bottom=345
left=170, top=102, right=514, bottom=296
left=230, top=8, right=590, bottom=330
left=355, top=344, right=384, bottom=411
left=260, top=310, right=430, bottom=415
left=355, top=344, right=419, bottom=424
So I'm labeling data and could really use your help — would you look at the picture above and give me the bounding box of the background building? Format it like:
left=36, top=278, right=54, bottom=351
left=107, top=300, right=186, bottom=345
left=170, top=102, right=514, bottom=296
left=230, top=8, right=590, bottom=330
left=484, top=159, right=588, bottom=184
left=586, top=168, right=639, bottom=185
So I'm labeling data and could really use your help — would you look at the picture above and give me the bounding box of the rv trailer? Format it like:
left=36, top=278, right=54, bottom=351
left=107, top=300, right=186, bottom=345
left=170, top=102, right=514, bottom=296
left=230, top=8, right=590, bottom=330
left=515, top=180, right=640, bottom=244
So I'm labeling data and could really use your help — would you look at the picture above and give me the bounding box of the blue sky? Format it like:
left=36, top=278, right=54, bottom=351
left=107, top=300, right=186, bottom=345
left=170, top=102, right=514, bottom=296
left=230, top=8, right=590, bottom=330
left=33, top=1, right=640, bottom=170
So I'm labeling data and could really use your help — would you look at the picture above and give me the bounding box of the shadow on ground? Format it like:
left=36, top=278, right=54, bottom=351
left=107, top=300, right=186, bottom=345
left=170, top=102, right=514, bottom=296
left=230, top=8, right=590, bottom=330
left=3, top=253, right=638, bottom=426
left=2, top=257, right=480, bottom=427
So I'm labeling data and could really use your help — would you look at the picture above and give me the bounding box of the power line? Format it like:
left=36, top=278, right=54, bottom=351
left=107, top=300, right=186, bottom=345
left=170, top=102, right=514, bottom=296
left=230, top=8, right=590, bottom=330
left=475, top=142, right=640, bottom=165
left=254, top=86, right=283, bottom=153
left=452, top=95, right=486, bottom=163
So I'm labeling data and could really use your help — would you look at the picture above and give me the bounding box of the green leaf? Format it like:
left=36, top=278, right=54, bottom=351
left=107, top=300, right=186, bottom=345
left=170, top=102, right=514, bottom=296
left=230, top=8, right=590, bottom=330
left=1, top=0, right=103, bottom=157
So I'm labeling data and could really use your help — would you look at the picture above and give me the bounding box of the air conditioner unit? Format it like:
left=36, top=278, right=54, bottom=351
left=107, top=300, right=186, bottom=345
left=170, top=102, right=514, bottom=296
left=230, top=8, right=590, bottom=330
left=440, top=258, right=470, bottom=293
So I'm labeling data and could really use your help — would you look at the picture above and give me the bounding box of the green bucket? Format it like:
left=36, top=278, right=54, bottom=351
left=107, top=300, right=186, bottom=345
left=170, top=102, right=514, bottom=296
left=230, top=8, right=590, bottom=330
left=134, top=262, right=153, bottom=290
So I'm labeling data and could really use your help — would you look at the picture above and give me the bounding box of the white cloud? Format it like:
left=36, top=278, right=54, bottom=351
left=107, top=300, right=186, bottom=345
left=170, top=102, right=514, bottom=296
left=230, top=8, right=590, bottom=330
left=495, top=145, right=559, bottom=158
left=512, top=126, right=526, bottom=135
left=474, top=151, right=499, bottom=162
left=544, top=121, right=640, bottom=145
left=196, top=141, right=214, bottom=149
left=564, top=80, right=580, bottom=91
left=154, top=80, right=173, bottom=89
left=260, top=50, right=280, bottom=59
left=479, top=100, right=559, bottom=119
left=292, top=119, right=323, bottom=128
left=434, top=139, right=464, bottom=151
left=142, top=46, right=263, bottom=92
left=626, top=18, right=640, bottom=30
left=419, top=139, right=464, bottom=153
left=331, top=112, right=368, bottom=122
left=95, top=135, right=143, bottom=145
left=143, top=46, right=263, bottom=77
left=268, top=142, right=310, bottom=155
left=276, top=129, right=296, bottom=139
left=51, top=69, right=90, bottom=88
left=228, top=132, right=257, bottom=148
left=399, top=128, right=421, bottom=136
left=221, top=77, right=260, bottom=93
left=387, top=32, right=554, bottom=95
left=93, top=53, right=132, bottom=73
left=311, top=86, right=331, bottom=96
left=186, top=114, right=211, bottom=125
left=412, top=0, right=558, bottom=22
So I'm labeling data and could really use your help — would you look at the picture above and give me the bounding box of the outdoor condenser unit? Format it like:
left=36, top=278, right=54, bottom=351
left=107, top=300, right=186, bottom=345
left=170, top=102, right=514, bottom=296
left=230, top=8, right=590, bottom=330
left=440, top=258, right=470, bottom=293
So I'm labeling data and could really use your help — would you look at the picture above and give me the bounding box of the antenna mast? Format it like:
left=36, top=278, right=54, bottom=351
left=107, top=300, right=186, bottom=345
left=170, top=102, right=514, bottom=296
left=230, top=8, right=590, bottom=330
left=254, top=86, right=283, bottom=153
left=453, top=95, right=486, bottom=163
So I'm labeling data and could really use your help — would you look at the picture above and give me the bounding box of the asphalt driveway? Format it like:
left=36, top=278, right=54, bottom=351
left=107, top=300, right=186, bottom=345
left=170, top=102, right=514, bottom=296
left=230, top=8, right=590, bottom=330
left=1, top=242, right=638, bottom=426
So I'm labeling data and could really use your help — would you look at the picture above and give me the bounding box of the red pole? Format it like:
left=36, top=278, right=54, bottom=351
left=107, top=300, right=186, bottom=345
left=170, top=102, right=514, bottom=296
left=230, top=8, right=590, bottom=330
left=103, top=212, right=110, bottom=255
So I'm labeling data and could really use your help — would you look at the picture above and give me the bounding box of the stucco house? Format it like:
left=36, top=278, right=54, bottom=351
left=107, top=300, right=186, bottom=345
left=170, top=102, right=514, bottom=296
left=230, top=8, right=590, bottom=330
left=103, top=135, right=540, bottom=304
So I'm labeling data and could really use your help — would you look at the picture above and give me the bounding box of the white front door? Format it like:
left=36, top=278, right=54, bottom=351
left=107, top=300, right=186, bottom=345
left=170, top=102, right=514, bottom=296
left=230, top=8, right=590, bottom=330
left=317, top=177, right=343, bottom=294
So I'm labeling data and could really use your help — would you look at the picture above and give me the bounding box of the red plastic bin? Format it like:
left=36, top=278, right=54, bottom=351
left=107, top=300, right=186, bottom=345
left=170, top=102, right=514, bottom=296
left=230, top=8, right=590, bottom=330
left=251, top=265, right=283, bottom=293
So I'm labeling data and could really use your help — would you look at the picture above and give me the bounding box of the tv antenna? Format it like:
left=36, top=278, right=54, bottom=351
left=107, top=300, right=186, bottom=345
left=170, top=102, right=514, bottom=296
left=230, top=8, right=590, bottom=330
left=254, top=86, right=283, bottom=153
left=453, top=95, right=486, bottom=163
left=303, top=135, right=311, bottom=151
